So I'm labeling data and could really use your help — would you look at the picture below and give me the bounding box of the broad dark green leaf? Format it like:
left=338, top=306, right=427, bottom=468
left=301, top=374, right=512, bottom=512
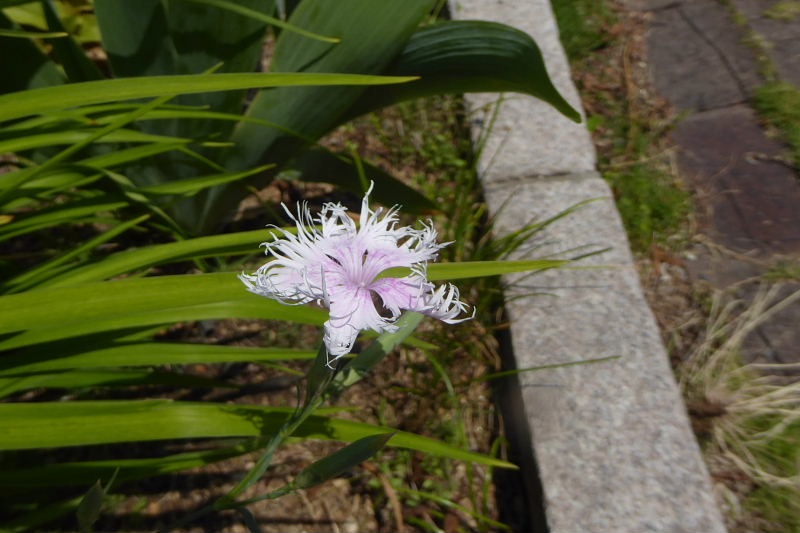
left=41, top=0, right=104, bottom=83
left=0, top=10, right=64, bottom=94
left=293, top=433, right=393, bottom=489
left=344, top=20, right=581, bottom=123
left=93, top=0, right=178, bottom=78
left=198, top=0, right=435, bottom=233
left=0, top=400, right=515, bottom=468
left=0, top=273, right=274, bottom=335
left=285, top=148, right=438, bottom=214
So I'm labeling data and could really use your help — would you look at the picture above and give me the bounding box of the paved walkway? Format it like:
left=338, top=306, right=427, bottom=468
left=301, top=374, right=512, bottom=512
left=631, top=0, right=800, bottom=366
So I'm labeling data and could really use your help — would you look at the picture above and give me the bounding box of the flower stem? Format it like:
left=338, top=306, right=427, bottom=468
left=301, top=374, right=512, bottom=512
left=159, top=344, right=338, bottom=532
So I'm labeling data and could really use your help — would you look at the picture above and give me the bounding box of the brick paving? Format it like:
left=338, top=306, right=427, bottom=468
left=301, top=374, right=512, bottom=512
left=630, top=0, right=800, bottom=364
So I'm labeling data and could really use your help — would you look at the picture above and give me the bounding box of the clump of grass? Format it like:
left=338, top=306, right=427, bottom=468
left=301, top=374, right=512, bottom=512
left=718, top=1, right=800, bottom=169
left=604, top=163, right=690, bottom=251
left=677, top=285, right=800, bottom=532
left=763, top=1, right=800, bottom=20
left=753, top=82, right=800, bottom=169
left=552, top=0, right=691, bottom=251
left=550, top=0, right=616, bottom=60
left=763, top=260, right=800, bottom=282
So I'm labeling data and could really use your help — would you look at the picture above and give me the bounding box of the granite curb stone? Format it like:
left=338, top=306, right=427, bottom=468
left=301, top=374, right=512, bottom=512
left=449, top=0, right=597, bottom=179
left=483, top=175, right=726, bottom=532
left=449, top=0, right=727, bottom=531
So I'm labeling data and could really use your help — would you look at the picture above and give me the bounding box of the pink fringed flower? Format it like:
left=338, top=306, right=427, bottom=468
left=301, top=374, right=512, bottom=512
left=240, top=184, right=472, bottom=362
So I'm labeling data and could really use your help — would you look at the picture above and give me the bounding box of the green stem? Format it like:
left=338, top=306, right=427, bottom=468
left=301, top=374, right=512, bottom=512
left=159, top=344, right=338, bottom=532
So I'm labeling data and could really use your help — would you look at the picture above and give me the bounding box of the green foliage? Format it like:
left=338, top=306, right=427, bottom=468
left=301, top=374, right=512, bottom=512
left=740, top=419, right=800, bottom=531
left=763, top=1, right=800, bottom=20
left=753, top=82, right=800, bottom=168
left=604, top=163, right=690, bottom=250
left=763, top=260, right=800, bottom=282
left=552, top=0, right=690, bottom=251
left=2, top=0, right=579, bottom=235
left=0, top=3, right=584, bottom=529
left=551, top=0, right=617, bottom=59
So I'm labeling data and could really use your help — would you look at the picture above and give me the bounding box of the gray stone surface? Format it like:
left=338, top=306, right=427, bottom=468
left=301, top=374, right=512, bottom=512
left=733, top=0, right=800, bottom=86
left=450, top=0, right=596, bottom=179
left=672, top=104, right=800, bottom=254
left=648, top=1, right=761, bottom=111
left=625, top=0, right=687, bottom=10
left=483, top=174, right=726, bottom=533
left=450, top=1, right=728, bottom=531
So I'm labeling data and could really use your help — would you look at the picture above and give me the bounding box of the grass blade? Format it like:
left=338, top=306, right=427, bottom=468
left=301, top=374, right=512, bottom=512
left=40, top=228, right=288, bottom=287
left=0, top=368, right=233, bottom=398
left=3, top=214, right=150, bottom=293
left=0, top=400, right=516, bottom=467
left=0, top=344, right=315, bottom=375
left=0, top=28, right=67, bottom=38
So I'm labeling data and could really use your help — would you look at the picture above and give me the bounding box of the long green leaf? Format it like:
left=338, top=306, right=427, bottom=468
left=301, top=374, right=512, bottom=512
left=0, top=368, right=232, bottom=398
left=0, top=72, right=417, bottom=122
left=0, top=343, right=315, bottom=375
left=0, top=298, right=325, bottom=351
left=93, top=108, right=315, bottom=142
left=425, top=259, right=570, bottom=280
left=0, top=128, right=195, bottom=154
left=335, top=312, right=424, bottom=392
left=2, top=92, right=195, bottom=204
left=0, top=258, right=568, bottom=342
left=0, top=198, right=129, bottom=243
left=1, top=259, right=566, bottom=335
left=0, top=28, right=66, bottom=38
left=343, top=20, right=581, bottom=123
left=0, top=273, right=248, bottom=334
left=293, top=433, right=393, bottom=489
left=3, top=214, right=150, bottom=293
left=376, top=259, right=570, bottom=281
left=0, top=0, right=43, bottom=8
left=40, top=229, right=283, bottom=287
left=0, top=441, right=264, bottom=489
left=138, top=164, right=274, bottom=196
left=0, top=144, right=188, bottom=195
left=0, top=260, right=567, bottom=349
left=0, top=400, right=515, bottom=467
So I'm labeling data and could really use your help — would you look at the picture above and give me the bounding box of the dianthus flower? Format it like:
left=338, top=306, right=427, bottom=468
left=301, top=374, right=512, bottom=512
left=240, top=184, right=472, bottom=363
